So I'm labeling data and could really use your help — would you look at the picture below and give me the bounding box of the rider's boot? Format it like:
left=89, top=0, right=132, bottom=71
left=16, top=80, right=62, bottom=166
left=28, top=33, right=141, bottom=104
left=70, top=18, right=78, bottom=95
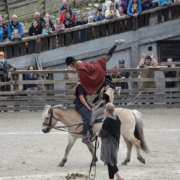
left=82, top=136, right=91, bottom=145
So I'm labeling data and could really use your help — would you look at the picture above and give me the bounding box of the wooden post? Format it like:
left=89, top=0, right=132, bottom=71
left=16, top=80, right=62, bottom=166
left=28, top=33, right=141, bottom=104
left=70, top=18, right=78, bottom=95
left=44, top=0, right=47, bottom=14
left=5, top=0, right=11, bottom=23
left=46, top=68, right=54, bottom=104
left=132, top=17, right=138, bottom=30
left=13, top=74, right=19, bottom=111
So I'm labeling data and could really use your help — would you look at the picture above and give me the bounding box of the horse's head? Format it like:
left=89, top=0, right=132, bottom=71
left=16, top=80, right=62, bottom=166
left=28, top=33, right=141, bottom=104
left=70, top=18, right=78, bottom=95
left=42, top=105, right=58, bottom=133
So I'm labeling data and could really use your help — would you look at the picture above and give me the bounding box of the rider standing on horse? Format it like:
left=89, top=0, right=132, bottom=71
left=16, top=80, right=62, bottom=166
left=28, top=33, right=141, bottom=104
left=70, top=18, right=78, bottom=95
left=65, top=39, right=125, bottom=145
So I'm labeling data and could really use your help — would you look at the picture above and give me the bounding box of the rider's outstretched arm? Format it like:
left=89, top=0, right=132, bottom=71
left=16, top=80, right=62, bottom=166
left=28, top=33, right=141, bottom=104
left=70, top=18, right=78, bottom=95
left=106, top=39, right=125, bottom=63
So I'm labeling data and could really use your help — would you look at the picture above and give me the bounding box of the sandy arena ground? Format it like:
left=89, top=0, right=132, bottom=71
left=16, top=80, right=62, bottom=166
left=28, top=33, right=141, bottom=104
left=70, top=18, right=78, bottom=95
left=0, top=109, right=180, bottom=180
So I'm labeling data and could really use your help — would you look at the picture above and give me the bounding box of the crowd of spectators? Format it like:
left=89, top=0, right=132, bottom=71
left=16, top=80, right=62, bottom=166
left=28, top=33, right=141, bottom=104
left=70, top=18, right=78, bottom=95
left=0, top=0, right=177, bottom=43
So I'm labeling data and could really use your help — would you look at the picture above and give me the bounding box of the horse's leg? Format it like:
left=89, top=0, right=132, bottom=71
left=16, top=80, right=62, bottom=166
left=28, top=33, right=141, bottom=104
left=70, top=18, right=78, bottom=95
left=58, top=134, right=77, bottom=167
left=129, top=136, right=146, bottom=164
left=121, top=136, right=133, bottom=165
left=86, top=144, right=98, bottom=166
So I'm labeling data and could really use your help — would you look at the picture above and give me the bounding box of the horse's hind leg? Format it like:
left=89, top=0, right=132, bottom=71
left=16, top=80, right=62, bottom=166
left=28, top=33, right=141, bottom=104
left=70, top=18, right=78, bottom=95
left=58, top=134, right=77, bottom=167
left=87, top=144, right=98, bottom=166
left=121, top=136, right=133, bottom=165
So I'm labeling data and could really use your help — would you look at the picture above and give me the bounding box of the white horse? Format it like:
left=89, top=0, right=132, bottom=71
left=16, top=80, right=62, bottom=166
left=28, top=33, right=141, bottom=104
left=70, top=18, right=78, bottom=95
left=42, top=104, right=149, bottom=167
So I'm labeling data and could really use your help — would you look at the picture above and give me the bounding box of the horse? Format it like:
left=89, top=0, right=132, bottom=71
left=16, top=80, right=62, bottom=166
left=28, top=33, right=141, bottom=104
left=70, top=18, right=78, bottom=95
left=42, top=104, right=149, bottom=167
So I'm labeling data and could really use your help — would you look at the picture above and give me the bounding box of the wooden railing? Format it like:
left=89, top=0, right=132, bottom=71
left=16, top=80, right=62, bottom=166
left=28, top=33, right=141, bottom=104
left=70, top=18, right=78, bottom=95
left=0, top=67, right=180, bottom=111
left=0, top=2, right=180, bottom=59
left=0, top=0, right=74, bottom=22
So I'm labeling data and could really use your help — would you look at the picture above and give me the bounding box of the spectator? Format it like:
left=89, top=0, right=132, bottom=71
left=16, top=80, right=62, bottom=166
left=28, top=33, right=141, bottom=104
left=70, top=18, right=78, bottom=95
left=103, top=0, right=119, bottom=15
left=157, top=0, right=171, bottom=7
left=119, top=7, right=125, bottom=16
left=94, top=103, right=124, bottom=180
left=131, top=4, right=139, bottom=14
left=118, top=59, right=130, bottom=89
left=94, top=7, right=105, bottom=22
left=42, top=13, right=55, bottom=31
left=164, top=57, right=176, bottom=89
left=105, top=2, right=120, bottom=19
left=111, top=0, right=120, bottom=9
left=75, top=15, right=87, bottom=26
left=142, top=0, right=156, bottom=11
left=127, top=0, right=142, bottom=18
left=0, top=16, right=4, bottom=43
left=63, top=65, right=78, bottom=90
left=63, top=11, right=76, bottom=28
left=110, top=67, right=119, bottom=86
left=120, top=0, right=127, bottom=14
left=0, top=15, right=8, bottom=42
left=34, top=12, right=45, bottom=32
left=55, top=18, right=65, bottom=32
left=42, top=23, right=52, bottom=36
left=164, top=57, right=176, bottom=104
left=25, top=65, right=38, bottom=110
left=58, top=0, right=68, bottom=17
left=125, top=0, right=130, bottom=8
left=59, top=3, right=76, bottom=23
left=11, top=29, right=21, bottom=41
left=29, top=20, right=41, bottom=36
left=174, top=0, right=180, bottom=2
left=8, top=15, right=23, bottom=41
left=0, top=51, right=16, bottom=91
left=88, top=16, right=93, bottom=23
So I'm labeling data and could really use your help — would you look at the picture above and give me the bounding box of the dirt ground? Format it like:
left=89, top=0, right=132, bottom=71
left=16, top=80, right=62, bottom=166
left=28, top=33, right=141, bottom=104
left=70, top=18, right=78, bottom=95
left=0, top=109, right=180, bottom=180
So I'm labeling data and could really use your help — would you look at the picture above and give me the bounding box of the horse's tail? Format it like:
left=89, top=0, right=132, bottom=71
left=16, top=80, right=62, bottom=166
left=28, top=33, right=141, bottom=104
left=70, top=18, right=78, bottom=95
left=132, top=110, right=150, bottom=154
left=42, top=105, right=52, bottom=119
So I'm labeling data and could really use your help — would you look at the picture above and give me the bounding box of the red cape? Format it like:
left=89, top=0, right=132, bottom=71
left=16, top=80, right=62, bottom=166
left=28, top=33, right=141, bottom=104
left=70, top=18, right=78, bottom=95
left=77, top=56, right=106, bottom=95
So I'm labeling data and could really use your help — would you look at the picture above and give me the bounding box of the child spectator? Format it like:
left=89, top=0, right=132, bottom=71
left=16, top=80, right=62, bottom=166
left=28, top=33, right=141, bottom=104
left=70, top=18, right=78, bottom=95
left=88, top=16, right=94, bottom=38
left=63, top=11, right=75, bottom=28
left=8, top=14, right=23, bottom=41
left=42, top=13, right=55, bottom=31
left=105, top=2, right=120, bottom=19
left=11, top=29, right=21, bottom=41
left=29, top=20, right=41, bottom=36
left=55, top=18, right=65, bottom=32
left=94, top=7, right=105, bottom=22
left=42, top=23, right=52, bottom=36
left=131, top=4, right=139, bottom=14
left=25, top=65, right=38, bottom=110
left=75, top=15, right=87, bottom=26
left=119, top=7, right=125, bottom=16
left=127, top=0, right=142, bottom=18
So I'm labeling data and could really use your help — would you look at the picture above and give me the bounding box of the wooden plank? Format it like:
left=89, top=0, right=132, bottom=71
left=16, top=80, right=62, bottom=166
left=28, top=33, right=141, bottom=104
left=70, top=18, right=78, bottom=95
left=44, top=0, right=47, bottom=14
left=164, top=8, right=169, bottom=21
left=9, top=0, right=39, bottom=8
left=100, top=24, right=107, bottom=37
left=10, top=2, right=44, bottom=13
left=47, top=6, right=60, bottom=14
left=5, top=0, right=10, bottom=23
left=145, top=13, right=150, bottom=26
left=80, top=29, right=86, bottom=43
left=107, top=22, right=114, bottom=36
left=35, top=38, right=41, bottom=53
left=170, top=6, right=177, bottom=20
left=132, top=17, right=138, bottom=30
left=0, top=6, right=6, bottom=11
left=41, top=37, right=49, bottom=51
left=138, top=15, right=145, bottom=28
left=49, top=35, right=56, bottom=50
left=19, top=42, right=26, bottom=56
left=121, top=20, right=125, bottom=32
left=57, top=33, right=64, bottom=47
left=6, top=45, right=12, bottom=58
left=94, top=26, right=100, bottom=39
left=127, top=18, right=133, bottom=31
left=13, top=44, right=19, bottom=57
left=65, top=33, right=72, bottom=46
left=27, top=40, right=35, bottom=54
left=157, top=10, right=162, bottom=23
left=114, top=21, right=120, bottom=34
left=177, top=4, right=180, bottom=17
left=86, top=27, right=92, bottom=41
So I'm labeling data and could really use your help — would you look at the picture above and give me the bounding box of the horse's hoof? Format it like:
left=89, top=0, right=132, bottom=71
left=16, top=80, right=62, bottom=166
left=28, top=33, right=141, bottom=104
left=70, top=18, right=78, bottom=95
left=95, top=157, right=98, bottom=162
left=121, top=161, right=127, bottom=165
left=58, top=163, right=64, bottom=167
left=137, top=157, right=146, bottom=164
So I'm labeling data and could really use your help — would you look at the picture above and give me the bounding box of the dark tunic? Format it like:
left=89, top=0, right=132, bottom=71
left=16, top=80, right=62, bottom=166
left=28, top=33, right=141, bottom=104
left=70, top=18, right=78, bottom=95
left=118, top=68, right=130, bottom=89
left=98, top=115, right=121, bottom=166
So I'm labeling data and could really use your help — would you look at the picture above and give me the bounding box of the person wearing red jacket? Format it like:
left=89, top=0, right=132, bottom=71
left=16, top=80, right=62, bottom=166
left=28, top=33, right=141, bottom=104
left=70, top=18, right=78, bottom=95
left=59, top=3, right=76, bottom=23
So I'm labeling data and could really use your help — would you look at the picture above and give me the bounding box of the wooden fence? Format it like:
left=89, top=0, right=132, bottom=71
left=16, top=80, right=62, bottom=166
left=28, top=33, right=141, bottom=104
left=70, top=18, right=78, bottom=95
left=0, top=2, right=180, bottom=59
left=0, top=67, right=180, bottom=111
left=0, top=0, right=74, bottom=22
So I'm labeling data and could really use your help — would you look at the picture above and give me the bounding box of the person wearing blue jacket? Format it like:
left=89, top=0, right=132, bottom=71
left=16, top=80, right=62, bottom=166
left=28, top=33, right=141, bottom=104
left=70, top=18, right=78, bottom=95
left=158, top=0, right=171, bottom=7
left=127, top=0, right=142, bottom=17
left=8, top=15, right=23, bottom=40
left=94, top=7, right=105, bottom=22
left=142, top=0, right=156, bottom=11
left=0, top=26, right=4, bottom=43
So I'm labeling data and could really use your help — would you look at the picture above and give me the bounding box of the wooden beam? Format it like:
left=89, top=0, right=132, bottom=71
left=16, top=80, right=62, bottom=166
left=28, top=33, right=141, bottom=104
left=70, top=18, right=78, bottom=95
left=5, top=0, right=10, bottom=23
